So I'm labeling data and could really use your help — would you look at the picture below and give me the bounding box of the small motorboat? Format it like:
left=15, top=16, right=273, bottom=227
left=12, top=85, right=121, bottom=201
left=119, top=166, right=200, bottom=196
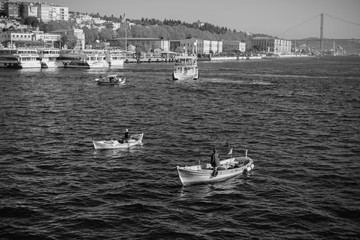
left=95, top=74, right=126, bottom=85
left=176, top=150, right=254, bottom=186
left=93, top=133, right=143, bottom=150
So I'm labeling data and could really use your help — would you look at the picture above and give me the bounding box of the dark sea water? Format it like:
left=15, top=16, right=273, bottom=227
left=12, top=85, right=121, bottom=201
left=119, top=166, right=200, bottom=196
left=1, top=56, right=360, bottom=240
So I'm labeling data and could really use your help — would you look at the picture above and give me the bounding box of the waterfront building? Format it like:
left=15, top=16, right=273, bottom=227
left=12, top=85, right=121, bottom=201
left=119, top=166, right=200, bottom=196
left=160, top=40, right=170, bottom=51
left=170, top=38, right=223, bottom=54
left=223, top=40, right=246, bottom=52
left=251, top=37, right=292, bottom=54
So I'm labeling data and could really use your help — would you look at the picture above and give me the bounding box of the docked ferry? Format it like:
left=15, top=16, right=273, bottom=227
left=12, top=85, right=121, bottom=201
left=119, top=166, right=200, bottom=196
left=64, top=49, right=109, bottom=69
left=172, top=55, right=199, bottom=81
left=57, top=49, right=82, bottom=68
left=38, top=48, right=60, bottom=68
left=0, top=48, right=41, bottom=68
left=106, top=49, right=125, bottom=68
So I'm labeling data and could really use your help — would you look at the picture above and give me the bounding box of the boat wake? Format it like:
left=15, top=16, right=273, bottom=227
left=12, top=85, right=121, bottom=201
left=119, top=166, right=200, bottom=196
left=202, top=78, right=272, bottom=85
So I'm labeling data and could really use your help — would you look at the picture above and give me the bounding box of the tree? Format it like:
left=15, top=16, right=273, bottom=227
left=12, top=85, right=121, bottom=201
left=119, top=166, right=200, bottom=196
left=99, top=28, right=114, bottom=41
left=61, top=33, right=78, bottom=49
left=24, top=17, right=39, bottom=28
left=82, top=26, right=99, bottom=45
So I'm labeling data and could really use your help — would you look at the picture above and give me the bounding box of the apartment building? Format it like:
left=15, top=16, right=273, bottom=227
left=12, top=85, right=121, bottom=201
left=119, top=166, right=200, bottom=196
left=4, top=1, right=20, bottom=18
left=37, top=3, right=69, bottom=22
left=0, top=0, right=9, bottom=12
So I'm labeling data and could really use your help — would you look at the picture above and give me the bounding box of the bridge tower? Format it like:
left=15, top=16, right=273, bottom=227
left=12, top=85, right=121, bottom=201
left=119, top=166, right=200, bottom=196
left=320, top=13, right=324, bottom=51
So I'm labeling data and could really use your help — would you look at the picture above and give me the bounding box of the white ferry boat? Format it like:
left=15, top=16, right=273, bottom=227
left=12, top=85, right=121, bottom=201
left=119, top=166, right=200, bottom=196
left=64, top=49, right=109, bottom=69
left=0, top=48, right=41, bottom=68
left=57, top=49, right=82, bottom=68
left=38, top=48, right=60, bottom=68
left=172, top=55, right=199, bottom=81
left=106, top=50, right=125, bottom=68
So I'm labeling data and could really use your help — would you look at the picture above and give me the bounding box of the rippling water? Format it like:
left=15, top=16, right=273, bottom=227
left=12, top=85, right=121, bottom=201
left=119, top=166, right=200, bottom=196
left=1, top=56, right=360, bottom=239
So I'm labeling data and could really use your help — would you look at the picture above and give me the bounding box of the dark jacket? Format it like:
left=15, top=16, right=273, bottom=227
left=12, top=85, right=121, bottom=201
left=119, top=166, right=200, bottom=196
left=210, top=152, right=220, bottom=168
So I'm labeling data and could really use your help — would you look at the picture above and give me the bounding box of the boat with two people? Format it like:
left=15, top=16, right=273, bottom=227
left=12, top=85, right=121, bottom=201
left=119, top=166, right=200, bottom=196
left=172, top=54, right=199, bottom=81
left=176, top=149, right=254, bottom=186
left=93, top=133, right=144, bottom=150
left=95, top=74, right=126, bottom=85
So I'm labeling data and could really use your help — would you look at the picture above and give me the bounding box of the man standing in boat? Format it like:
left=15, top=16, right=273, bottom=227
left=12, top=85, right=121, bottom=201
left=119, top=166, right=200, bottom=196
left=124, top=129, right=130, bottom=143
left=210, top=148, right=220, bottom=177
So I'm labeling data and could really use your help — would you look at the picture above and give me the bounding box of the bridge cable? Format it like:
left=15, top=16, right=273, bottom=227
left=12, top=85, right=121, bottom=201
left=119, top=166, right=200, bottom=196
left=324, top=13, right=360, bottom=28
left=277, top=14, right=320, bottom=38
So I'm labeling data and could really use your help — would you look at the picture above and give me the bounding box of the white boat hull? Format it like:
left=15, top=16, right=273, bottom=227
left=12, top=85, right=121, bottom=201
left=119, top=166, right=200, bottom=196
left=93, top=133, right=143, bottom=149
left=172, top=69, right=199, bottom=81
left=108, top=59, right=125, bottom=68
left=177, top=156, right=254, bottom=186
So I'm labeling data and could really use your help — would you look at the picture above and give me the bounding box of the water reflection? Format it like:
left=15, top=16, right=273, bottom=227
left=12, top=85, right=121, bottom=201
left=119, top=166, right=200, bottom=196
left=92, top=145, right=144, bottom=158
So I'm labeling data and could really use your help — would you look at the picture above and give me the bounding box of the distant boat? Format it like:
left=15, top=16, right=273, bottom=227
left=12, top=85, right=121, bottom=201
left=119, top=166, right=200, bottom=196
left=93, top=133, right=144, bottom=150
left=172, top=55, right=199, bottom=81
left=95, top=74, right=126, bottom=85
left=176, top=150, right=254, bottom=186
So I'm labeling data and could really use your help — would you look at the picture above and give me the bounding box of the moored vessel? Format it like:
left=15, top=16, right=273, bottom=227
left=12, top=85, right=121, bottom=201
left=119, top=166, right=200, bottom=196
left=64, top=49, right=109, bottom=69
left=38, top=48, right=60, bottom=68
left=0, top=48, right=41, bottom=68
left=106, top=49, right=125, bottom=68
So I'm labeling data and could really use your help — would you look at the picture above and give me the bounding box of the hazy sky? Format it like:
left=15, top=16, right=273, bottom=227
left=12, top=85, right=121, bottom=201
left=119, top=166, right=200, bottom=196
left=40, top=0, right=360, bottom=39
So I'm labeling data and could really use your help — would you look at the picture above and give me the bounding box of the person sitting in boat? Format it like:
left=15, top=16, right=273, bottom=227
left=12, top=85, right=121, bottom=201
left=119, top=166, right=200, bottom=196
left=210, top=148, right=220, bottom=177
left=123, top=129, right=130, bottom=143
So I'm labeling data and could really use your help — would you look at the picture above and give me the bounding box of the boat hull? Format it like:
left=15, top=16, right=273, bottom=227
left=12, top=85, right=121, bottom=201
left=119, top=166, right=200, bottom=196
left=177, top=156, right=254, bottom=186
left=95, top=75, right=126, bottom=85
left=93, top=133, right=143, bottom=149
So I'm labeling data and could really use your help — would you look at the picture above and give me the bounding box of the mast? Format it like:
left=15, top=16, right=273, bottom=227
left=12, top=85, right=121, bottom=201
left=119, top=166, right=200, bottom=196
left=124, top=21, right=127, bottom=51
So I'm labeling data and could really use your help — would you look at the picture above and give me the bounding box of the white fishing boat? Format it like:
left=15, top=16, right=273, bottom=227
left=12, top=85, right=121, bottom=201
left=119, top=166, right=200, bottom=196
left=64, top=49, right=109, bottom=69
left=93, top=133, right=144, bottom=150
left=38, top=48, right=60, bottom=68
left=172, top=55, right=199, bottom=81
left=95, top=74, right=126, bottom=85
left=0, top=48, right=41, bottom=68
left=106, top=49, right=125, bottom=68
left=176, top=150, right=254, bottom=186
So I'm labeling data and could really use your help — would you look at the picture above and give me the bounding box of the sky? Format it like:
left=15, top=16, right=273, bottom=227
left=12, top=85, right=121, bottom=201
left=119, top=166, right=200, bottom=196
left=38, top=0, right=360, bottom=39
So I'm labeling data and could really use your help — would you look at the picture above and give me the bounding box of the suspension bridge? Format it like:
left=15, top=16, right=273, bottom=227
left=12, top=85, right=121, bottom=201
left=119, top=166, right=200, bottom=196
left=278, top=13, right=360, bottom=54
